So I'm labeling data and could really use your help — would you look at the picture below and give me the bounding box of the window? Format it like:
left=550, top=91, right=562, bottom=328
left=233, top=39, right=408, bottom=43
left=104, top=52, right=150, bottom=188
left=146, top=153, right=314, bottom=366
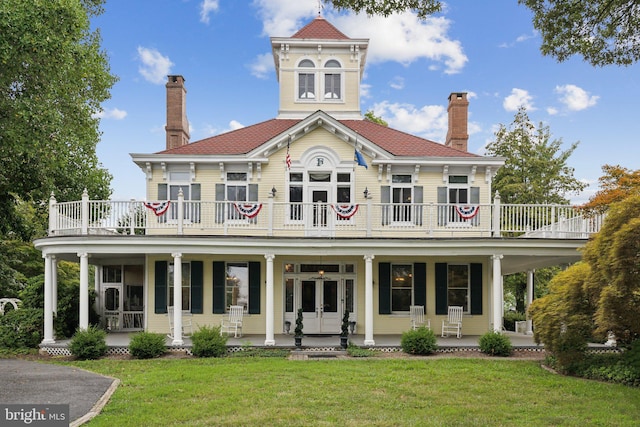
left=103, top=266, right=122, bottom=283
left=158, top=172, right=201, bottom=222
left=226, top=172, right=247, bottom=220
left=392, top=174, right=412, bottom=222
left=168, top=262, right=191, bottom=311
left=226, top=263, right=249, bottom=311
left=289, top=173, right=303, bottom=221
left=324, top=59, right=342, bottom=99
left=447, top=264, right=469, bottom=312
left=437, top=176, right=479, bottom=226
left=391, top=264, right=413, bottom=312
left=298, top=59, right=315, bottom=99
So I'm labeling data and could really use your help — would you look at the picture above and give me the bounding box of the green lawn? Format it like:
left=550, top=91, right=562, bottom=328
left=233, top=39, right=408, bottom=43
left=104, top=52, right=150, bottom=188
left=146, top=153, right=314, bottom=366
left=65, top=357, right=640, bottom=426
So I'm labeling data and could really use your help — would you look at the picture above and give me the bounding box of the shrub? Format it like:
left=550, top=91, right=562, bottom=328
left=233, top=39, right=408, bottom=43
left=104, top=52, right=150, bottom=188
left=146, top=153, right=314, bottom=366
left=503, top=311, right=526, bottom=332
left=69, top=326, right=107, bottom=360
left=191, top=325, right=228, bottom=358
left=623, top=339, right=640, bottom=370
left=479, top=331, right=513, bottom=356
left=0, top=308, right=43, bottom=348
left=346, top=342, right=377, bottom=358
left=401, top=326, right=437, bottom=355
left=129, top=332, right=166, bottom=359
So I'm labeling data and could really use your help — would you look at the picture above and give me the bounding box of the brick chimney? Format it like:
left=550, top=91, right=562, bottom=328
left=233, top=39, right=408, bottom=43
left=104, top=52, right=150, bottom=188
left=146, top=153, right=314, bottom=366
left=445, top=92, right=469, bottom=152
left=165, top=75, right=189, bottom=150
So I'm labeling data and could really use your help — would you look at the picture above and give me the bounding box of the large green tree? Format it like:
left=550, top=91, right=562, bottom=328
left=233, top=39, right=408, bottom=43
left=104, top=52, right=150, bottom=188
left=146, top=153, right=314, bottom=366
left=520, top=0, right=640, bottom=66
left=486, top=107, right=585, bottom=314
left=486, top=106, right=585, bottom=205
left=328, top=1, right=640, bottom=66
left=0, top=0, right=115, bottom=241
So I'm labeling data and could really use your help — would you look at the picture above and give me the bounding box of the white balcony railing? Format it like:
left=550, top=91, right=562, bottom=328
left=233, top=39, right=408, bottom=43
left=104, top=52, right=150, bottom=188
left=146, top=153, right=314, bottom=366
left=47, top=191, right=604, bottom=239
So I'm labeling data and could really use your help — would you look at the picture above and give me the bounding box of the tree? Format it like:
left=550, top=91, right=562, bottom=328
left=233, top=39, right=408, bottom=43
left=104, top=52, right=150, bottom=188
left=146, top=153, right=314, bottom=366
left=364, top=110, right=388, bottom=126
left=486, top=107, right=586, bottom=205
left=520, top=0, right=640, bottom=66
left=0, top=0, right=115, bottom=241
left=326, top=0, right=441, bottom=19
left=582, top=195, right=640, bottom=345
left=486, top=107, right=585, bottom=314
left=580, top=165, right=640, bottom=214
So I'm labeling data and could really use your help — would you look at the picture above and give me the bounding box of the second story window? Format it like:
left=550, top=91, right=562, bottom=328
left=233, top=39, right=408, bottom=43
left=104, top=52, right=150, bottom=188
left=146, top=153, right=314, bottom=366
left=391, top=174, right=412, bottom=222
left=157, top=171, right=201, bottom=222
left=437, top=175, right=479, bottom=226
left=215, top=171, right=258, bottom=223
left=323, top=59, right=342, bottom=100
left=289, top=173, right=303, bottom=221
left=297, top=59, right=315, bottom=100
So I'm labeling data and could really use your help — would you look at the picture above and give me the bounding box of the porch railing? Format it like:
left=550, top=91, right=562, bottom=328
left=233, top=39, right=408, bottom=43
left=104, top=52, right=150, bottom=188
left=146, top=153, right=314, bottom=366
left=48, top=190, right=604, bottom=239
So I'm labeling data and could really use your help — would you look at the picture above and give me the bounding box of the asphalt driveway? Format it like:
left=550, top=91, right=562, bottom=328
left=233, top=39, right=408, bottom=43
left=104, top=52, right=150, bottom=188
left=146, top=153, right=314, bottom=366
left=0, top=359, right=118, bottom=426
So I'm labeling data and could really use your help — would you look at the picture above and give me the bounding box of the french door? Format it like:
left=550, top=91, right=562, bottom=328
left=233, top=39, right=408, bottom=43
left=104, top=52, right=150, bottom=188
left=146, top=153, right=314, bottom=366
left=306, top=186, right=333, bottom=236
left=300, top=279, right=341, bottom=334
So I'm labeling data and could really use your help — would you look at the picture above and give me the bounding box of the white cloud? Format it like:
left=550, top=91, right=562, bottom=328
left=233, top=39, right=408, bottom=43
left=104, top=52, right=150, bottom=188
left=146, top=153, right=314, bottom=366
left=93, top=107, right=127, bottom=120
left=390, top=76, right=405, bottom=90
left=137, top=47, right=174, bottom=84
left=334, top=13, right=467, bottom=74
left=547, top=106, right=559, bottom=115
left=555, top=84, right=598, bottom=111
left=252, top=1, right=467, bottom=74
left=226, top=120, right=245, bottom=132
left=503, top=88, right=535, bottom=112
left=499, top=30, right=538, bottom=48
left=200, top=0, right=220, bottom=24
left=360, top=83, right=372, bottom=99
left=250, top=53, right=275, bottom=79
left=371, top=101, right=448, bottom=140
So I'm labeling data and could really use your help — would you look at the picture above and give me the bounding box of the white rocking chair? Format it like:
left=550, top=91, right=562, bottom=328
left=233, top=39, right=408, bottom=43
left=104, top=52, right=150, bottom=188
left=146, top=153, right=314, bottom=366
left=441, top=306, right=463, bottom=338
left=220, top=305, right=244, bottom=338
left=167, top=306, right=193, bottom=339
left=410, top=305, right=430, bottom=330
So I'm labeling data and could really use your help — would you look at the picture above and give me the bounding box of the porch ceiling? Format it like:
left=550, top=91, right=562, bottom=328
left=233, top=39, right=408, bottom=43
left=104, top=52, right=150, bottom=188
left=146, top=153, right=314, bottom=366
left=34, top=235, right=585, bottom=274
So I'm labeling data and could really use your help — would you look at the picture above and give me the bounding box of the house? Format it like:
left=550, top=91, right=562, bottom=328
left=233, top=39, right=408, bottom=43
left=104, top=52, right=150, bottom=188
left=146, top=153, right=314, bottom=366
left=35, top=17, right=600, bottom=347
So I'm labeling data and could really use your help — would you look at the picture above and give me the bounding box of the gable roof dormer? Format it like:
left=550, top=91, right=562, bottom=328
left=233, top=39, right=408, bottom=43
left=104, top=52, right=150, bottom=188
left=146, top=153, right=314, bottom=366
left=271, top=16, right=368, bottom=120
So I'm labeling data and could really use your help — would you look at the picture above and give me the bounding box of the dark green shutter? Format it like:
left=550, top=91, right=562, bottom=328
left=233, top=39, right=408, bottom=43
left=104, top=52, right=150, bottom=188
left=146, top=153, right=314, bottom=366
left=248, top=261, right=261, bottom=314
left=212, top=261, right=225, bottom=313
left=470, top=263, right=483, bottom=315
left=435, top=262, right=448, bottom=315
left=158, top=184, right=168, bottom=200
left=191, top=261, right=203, bottom=314
left=248, top=184, right=259, bottom=224
left=154, top=261, right=167, bottom=314
left=379, top=262, right=391, bottom=314
left=414, top=262, right=426, bottom=308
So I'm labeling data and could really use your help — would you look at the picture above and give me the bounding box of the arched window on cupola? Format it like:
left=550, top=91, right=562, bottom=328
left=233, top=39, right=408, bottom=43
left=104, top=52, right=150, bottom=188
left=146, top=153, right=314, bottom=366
left=297, top=59, right=316, bottom=99
left=324, top=59, right=342, bottom=100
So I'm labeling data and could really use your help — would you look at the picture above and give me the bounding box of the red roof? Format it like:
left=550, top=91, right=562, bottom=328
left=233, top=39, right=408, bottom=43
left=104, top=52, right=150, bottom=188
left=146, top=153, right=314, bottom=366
left=157, top=117, right=477, bottom=158
left=291, top=16, right=350, bottom=40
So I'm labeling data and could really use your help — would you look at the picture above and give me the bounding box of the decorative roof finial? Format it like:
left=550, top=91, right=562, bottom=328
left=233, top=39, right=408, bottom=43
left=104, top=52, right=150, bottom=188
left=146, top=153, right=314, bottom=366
left=317, top=0, right=323, bottom=16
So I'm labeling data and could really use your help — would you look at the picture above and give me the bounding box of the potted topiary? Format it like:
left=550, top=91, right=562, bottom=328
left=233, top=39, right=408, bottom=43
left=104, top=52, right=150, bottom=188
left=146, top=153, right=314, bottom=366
left=340, top=309, right=350, bottom=349
left=294, top=308, right=303, bottom=348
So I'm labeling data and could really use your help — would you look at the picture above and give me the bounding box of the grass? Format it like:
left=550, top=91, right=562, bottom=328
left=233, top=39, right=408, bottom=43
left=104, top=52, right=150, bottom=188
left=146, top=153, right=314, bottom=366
left=59, top=357, right=640, bottom=426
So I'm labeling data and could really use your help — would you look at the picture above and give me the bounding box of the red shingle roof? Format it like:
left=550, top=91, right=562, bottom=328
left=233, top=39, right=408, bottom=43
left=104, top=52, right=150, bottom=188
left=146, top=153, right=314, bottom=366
left=157, top=117, right=477, bottom=158
left=156, top=119, right=299, bottom=155
left=291, top=16, right=350, bottom=40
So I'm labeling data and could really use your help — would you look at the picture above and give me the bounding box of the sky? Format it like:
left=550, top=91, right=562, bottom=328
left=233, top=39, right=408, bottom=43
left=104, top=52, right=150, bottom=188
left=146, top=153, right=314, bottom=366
left=92, top=0, right=640, bottom=204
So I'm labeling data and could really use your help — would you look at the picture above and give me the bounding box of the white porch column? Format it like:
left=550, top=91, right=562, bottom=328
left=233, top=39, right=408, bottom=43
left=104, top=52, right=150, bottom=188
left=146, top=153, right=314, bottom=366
left=78, top=252, right=89, bottom=330
left=52, top=256, right=58, bottom=315
left=42, top=255, right=55, bottom=344
left=526, top=269, right=534, bottom=334
left=491, top=254, right=503, bottom=332
left=364, top=254, right=375, bottom=346
left=264, top=254, right=275, bottom=346
left=172, top=253, right=183, bottom=345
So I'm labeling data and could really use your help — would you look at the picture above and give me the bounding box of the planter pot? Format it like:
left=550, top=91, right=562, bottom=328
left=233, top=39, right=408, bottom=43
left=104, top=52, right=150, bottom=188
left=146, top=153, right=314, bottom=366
left=294, top=336, right=302, bottom=348
left=340, top=336, right=348, bottom=349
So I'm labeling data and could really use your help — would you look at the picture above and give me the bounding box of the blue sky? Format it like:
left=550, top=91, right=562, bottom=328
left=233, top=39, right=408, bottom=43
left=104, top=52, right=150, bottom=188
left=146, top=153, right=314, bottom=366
left=93, top=0, right=640, bottom=204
